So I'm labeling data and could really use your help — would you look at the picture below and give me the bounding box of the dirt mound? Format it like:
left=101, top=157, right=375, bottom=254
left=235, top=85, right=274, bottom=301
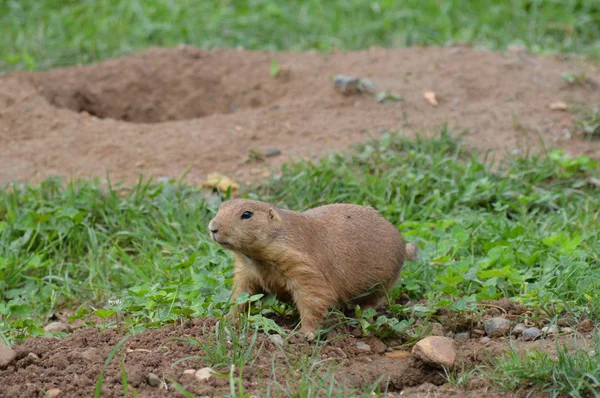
left=1, top=45, right=598, bottom=184
left=2, top=317, right=586, bottom=397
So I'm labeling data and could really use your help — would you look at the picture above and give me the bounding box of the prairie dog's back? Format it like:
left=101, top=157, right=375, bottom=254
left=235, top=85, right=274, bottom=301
left=299, top=204, right=407, bottom=299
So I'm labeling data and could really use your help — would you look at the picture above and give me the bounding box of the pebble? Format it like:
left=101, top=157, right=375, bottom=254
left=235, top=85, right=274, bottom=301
left=522, top=327, right=542, bottom=341
left=47, top=388, right=61, bottom=398
left=44, top=322, right=70, bottom=334
left=484, top=317, right=511, bottom=337
left=411, top=336, right=456, bottom=368
left=0, top=342, right=17, bottom=367
left=265, top=148, right=281, bottom=157
left=542, top=325, right=558, bottom=336
left=454, top=332, right=470, bottom=340
left=561, top=327, right=574, bottom=334
left=183, top=369, right=196, bottom=375
left=333, top=74, right=360, bottom=94
left=511, top=323, right=527, bottom=336
left=146, top=373, right=161, bottom=387
left=356, top=342, right=371, bottom=352
left=195, top=367, right=215, bottom=381
left=480, top=337, right=492, bottom=346
left=269, top=334, right=284, bottom=346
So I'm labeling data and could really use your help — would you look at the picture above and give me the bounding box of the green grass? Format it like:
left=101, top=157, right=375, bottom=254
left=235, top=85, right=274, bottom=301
left=480, top=337, right=600, bottom=397
left=2, top=0, right=600, bottom=72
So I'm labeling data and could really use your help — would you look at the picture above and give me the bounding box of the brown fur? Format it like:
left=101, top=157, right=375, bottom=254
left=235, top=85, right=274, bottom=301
left=208, top=199, right=418, bottom=339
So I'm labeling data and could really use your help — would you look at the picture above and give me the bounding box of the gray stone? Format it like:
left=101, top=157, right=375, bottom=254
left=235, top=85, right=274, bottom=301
left=0, top=342, right=17, bottom=367
left=265, top=148, right=282, bottom=157
left=454, top=332, right=470, bottom=340
left=44, top=322, right=70, bottom=334
left=356, top=342, right=371, bottom=352
left=511, top=323, right=527, bottom=336
left=146, top=373, right=161, bottom=387
left=412, top=336, right=456, bottom=368
left=269, top=334, right=284, bottom=347
left=522, top=327, right=542, bottom=341
left=333, top=75, right=360, bottom=95
left=484, top=317, right=511, bottom=337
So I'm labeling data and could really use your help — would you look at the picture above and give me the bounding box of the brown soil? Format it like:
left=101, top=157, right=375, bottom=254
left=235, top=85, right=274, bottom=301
left=1, top=317, right=591, bottom=398
left=1, top=45, right=599, bottom=185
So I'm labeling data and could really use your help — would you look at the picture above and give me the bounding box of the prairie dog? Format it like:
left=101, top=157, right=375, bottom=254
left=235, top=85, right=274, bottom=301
left=208, top=199, right=418, bottom=339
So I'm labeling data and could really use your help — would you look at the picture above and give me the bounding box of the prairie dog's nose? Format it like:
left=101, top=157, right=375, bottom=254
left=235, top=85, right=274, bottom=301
left=209, top=220, right=218, bottom=233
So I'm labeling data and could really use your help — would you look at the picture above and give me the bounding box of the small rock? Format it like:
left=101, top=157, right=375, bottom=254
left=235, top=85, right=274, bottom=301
left=471, top=329, right=485, bottom=337
left=542, top=325, right=558, bottom=336
left=333, top=75, right=361, bottom=95
left=19, top=352, right=40, bottom=367
left=585, top=334, right=593, bottom=339
left=183, top=369, right=196, bottom=376
left=549, top=101, right=568, bottom=111
left=356, top=342, right=371, bottom=352
left=46, top=388, right=61, bottom=398
left=511, top=323, right=527, bottom=336
left=480, top=337, right=492, bottom=346
left=561, top=327, right=574, bottom=334
left=265, top=148, right=281, bottom=157
left=484, top=317, right=511, bottom=337
left=412, top=336, right=456, bottom=368
left=0, top=342, right=17, bottom=368
left=454, top=332, right=470, bottom=340
left=269, top=334, right=284, bottom=347
left=195, top=367, right=215, bottom=381
left=522, top=327, right=542, bottom=341
left=44, top=322, right=70, bottom=334
left=430, top=322, right=444, bottom=336
left=424, top=91, right=438, bottom=106
left=146, top=373, right=161, bottom=387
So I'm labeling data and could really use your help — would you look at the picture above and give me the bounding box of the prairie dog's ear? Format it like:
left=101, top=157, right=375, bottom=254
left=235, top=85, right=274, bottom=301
left=268, top=208, right=282, bottom=223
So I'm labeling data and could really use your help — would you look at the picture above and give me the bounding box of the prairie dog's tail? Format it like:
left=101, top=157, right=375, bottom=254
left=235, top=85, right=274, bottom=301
left=405, top=242, right=419, bottom=261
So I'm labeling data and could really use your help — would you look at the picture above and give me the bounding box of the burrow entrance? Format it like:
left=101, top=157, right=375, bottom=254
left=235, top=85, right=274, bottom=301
left=26, top=47, right=285, bottom=123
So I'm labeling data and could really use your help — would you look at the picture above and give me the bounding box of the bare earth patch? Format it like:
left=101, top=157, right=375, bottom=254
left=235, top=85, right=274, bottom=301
left=1, top=316, right=592, bottom=397
left=0, top=45, right=598, bottom=185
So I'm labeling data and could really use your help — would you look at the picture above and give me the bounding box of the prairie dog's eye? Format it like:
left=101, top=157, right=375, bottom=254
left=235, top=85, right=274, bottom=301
left=241, top=211, right=253, bottom=220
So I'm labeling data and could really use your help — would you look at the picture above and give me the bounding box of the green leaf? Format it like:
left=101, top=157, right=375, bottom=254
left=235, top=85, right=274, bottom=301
left=93, top=309, right=116, bottom=318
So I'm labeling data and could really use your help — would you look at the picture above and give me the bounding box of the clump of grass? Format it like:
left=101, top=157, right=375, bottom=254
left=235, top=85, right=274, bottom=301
left=2, top=0, right=600, bottom=72
left=170, top=318, right=264, bottom=370
left=481, top=337, right=600, bottom=397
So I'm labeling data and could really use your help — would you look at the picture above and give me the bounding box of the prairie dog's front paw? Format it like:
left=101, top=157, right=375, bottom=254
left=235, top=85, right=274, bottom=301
left=303, top=331, right=316, bottom=342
